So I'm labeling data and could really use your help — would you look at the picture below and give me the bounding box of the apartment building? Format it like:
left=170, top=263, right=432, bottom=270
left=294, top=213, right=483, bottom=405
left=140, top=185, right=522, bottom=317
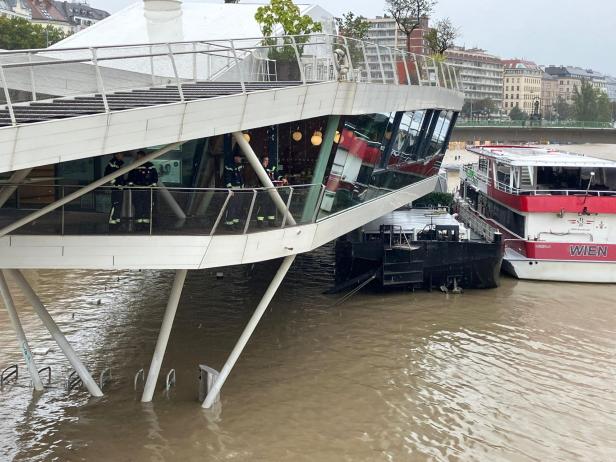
left=365, top=16, right=429, bottom=82
left=502, top=59, right=542, bottom=114
left=445, top=46, right=503, bottom=108
left=544, top=66, right=607, bottom=102
left=0, top=0, right=32, bottom=19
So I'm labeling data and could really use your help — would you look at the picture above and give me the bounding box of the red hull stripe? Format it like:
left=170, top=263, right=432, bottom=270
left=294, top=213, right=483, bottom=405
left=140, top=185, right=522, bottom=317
left=489, top=185, right=616, bottom=214
left=523, top=241, right=616, bottom=261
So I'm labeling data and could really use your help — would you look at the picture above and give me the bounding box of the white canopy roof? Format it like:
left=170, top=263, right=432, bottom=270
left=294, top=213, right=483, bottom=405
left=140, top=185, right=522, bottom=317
left=468, top=146, right=616, bottom=169
left=52, top=1, right=334, bottom=49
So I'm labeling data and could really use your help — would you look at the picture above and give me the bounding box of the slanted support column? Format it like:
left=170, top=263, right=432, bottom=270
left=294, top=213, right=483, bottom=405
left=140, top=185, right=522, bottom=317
left=203, top=255, right=295, bottom=408
left=232, top=132, right=296, bottom=226
left=0, top=142, right=182, bottom=238
left=5, top=269, right=103, bottom=397
left=142, top=269, right=188, bottom=402
left=0, top=168, right=32, bottom=208
left=0, top=271, right=44, bottom=391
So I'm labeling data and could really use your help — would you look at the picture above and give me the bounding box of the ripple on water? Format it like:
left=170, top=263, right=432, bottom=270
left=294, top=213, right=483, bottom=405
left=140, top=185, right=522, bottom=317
left=0, top=248, right=615, bottom=461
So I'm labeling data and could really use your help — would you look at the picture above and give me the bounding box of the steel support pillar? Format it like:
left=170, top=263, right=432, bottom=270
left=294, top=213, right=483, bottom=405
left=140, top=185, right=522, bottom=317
left=5, top=269, right=103, bottom=397
left=202, top=255, right=295, bottom=408
left=141, top=269, right=188, bottom=402
left=0, top=271, right=44, bottom=391
left=232, top=132, right=296, bottom=226
left=0, top=168, right=32, bottom=208
left=158, top=182, right=186, bottom=220
left=301, top=115, right=340, bottom=222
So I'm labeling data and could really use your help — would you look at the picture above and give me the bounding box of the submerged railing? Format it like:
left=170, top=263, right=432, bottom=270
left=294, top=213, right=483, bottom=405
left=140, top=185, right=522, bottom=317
left=0, top=33, right=462, bottom=126
left=0, top=183, right=327, bottom=236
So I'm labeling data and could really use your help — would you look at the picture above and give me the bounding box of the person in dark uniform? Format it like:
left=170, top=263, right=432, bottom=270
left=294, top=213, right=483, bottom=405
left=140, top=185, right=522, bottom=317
left=104, top=152, right=126, bottom=225
left=257, top=156, right=286, bottom=227
left=224, top=154, right=244, bottom=228
left=127, top=150, right=159, bottom=224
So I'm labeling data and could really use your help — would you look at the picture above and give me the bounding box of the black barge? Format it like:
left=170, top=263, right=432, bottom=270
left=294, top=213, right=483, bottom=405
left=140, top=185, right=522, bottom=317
left=332, top=208, right=503, bottom=292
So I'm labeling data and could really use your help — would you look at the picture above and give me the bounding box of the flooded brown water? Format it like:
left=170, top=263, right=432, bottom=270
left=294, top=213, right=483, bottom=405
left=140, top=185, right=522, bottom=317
left=1, top=246, right=615, bottom=461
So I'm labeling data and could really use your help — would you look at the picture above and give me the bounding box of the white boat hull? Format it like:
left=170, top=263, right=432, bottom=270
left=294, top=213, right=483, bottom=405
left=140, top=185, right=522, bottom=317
left=503, top=257, right=616, bottom=283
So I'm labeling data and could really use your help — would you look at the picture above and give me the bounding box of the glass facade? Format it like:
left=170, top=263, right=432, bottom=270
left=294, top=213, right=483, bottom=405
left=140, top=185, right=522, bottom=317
left=318, top=109, right=457, bottom=218
left=1, top=109, right=458, bottom=236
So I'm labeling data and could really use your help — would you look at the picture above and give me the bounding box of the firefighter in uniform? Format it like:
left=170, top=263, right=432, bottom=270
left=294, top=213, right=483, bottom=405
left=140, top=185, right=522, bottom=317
left=127, top=150, right=159, bottom=224
left=224, top=154, right=244, bottom=228
left=257, top=156, right=286, bottom=227
left=104, top=152, right=126, bottom=225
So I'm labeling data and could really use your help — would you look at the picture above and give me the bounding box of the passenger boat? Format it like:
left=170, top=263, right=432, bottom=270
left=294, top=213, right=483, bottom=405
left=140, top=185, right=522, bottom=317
left=460, top=146, right=616, bottom=283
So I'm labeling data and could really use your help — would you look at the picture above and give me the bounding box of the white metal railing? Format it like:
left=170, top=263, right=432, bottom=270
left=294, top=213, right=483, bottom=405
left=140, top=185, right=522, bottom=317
left=457, top=202, right=499, bottom=243
left=462, top=165, right=616, bottom=197
left=0, top=33, right=463, bottom=127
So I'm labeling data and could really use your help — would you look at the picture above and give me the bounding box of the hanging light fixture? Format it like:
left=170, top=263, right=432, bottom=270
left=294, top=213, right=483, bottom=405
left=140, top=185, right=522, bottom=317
left=311, top=129, right=323, bottom=146
left=243, top=132, right=251, bottom=143
left=292, top=126, right=302, bottom=142
left=334, top=130, right=341, bottom=143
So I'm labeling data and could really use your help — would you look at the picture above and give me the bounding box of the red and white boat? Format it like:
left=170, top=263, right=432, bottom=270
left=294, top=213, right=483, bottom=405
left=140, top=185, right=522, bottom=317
left=459, top=145, right=616, bottom=283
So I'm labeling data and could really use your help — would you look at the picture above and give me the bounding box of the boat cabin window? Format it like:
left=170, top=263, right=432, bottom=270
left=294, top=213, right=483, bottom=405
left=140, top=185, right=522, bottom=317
left=495, top=162, right=511, bottom=187
left=535, top=166, right=616, bottom=193
left=478, top=158, right=488, bottom=174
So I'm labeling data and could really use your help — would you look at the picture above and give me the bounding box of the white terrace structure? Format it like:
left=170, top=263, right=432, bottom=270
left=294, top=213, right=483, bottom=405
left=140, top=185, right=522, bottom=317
left=0, top=0, right=463, bottom=408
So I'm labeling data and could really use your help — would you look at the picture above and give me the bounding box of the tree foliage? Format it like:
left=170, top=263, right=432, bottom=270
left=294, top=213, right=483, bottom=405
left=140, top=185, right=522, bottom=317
left=255, top=0, right=322, bottom=60
left=335, top=12, right=370, bottom=65
left=425, top=18, right=458, bottom=56
left=0, top=16, right=67, bottom=50
left=553, top=97, right=573, bottom=120
left=572, top=80, right=611, bottom=122
left=335, top=12, right=370, bottom=40
left=509, top=106, right=528, bottom=121
left=461, top=98, right=496, bottom=117
left=385, top=0, right=435, bottom=52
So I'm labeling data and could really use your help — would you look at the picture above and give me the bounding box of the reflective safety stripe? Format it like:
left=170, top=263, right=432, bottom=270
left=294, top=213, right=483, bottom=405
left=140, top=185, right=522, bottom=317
left=257, top=216, right=264, bottom=221
left=267, top=216, right=275, bottom=220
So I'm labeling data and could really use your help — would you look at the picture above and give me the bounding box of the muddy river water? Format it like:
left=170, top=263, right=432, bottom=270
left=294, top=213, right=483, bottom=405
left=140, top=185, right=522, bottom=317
left=0, top=244, right=615, bottom=461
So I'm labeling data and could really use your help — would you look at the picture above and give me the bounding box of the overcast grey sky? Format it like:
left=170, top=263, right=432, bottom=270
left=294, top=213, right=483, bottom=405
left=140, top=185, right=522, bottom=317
left=88, top=0, right=616, bottom=75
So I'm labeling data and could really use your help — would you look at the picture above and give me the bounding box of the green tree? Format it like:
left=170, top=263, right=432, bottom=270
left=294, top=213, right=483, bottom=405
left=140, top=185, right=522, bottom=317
left=425, top=18, right=458, bottom=57
left=572, top=81, right=599, bottom=121
left=553, top=97, right=573, bottom=121
left=255, top=0, right=322, bottom=60
left=596, top=90, right=611, bottom=122
left=385, top=0, right=435, bottom=53
left=0, top=16, right=67, bottom=50
left=509, top=106, right=528, bottom=121
left=335, top=12, right=370, bottom=65
left=461, top=98, right=496, bottom=117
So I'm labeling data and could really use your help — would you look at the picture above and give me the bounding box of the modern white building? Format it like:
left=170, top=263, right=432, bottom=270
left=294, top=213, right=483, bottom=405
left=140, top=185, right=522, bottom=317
left=0, top=0, right=463, bottom=408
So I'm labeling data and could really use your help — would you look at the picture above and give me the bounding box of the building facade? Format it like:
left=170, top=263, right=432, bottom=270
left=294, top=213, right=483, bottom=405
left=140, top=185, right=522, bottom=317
left=544, top=66, right=607, bottom=103
left=0, top=0, right=32, bottom=19
left=606, top=76, right=616, bottom=103
left=445, top=46, right=503, bottom=109
left=502, top=59, right=542, bottom=115
left=23, top=0, right=71, bottom=32
left=541, top=71, right=559, bottom=119
left=55, top=1, right=109, bottom=31
left=365, top=16, right=429, bottom=82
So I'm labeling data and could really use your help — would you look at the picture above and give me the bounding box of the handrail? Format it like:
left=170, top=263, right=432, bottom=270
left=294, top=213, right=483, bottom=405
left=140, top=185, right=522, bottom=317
left=461, top=166, right=616, bottom=197
left=0, top=33, right=462, bottom=127
left=1, top=364, right=18, bottom=386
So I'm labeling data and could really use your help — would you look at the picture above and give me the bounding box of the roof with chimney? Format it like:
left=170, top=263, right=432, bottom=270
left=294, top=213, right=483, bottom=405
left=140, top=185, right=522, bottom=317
left=544, top=65, right=605, bottom=81
left=54, top=1, right=109, bottom=25
left=23, top=0, right=69, bottom=23
left=502, top=59, right=539, bottom=70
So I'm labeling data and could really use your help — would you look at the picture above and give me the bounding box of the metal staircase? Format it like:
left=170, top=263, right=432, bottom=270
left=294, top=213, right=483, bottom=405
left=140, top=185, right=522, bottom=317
left=0, top=81, right=299, bottom=127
